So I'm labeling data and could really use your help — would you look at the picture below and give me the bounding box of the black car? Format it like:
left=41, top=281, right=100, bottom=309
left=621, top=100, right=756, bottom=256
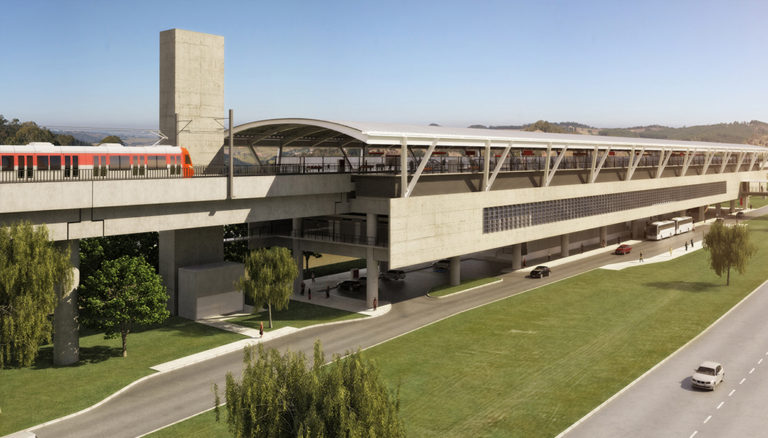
left=336, top=280, right=363, bottom=292
left=530, top=266, right=551, bottom=278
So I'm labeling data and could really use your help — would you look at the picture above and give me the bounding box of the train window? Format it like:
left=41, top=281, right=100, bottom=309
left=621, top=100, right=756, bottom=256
left=114, top=156, right=129, bottom=170
left=1, top=156, right=12, bottom=171
left=18, top=156, right=25, bottom=178
left=184, top=155, right=192, bottom=165
left=38, top=156, right=49, bottom=170
left=50, top=156, right=62, bottom=170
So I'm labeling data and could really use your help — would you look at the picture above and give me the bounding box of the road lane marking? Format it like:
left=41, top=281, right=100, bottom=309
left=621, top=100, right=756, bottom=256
left=759, top=358, right=763, bottom=365
left=740, top=377, right=746, bottom=384
left=689, top=431, right=698, bottom=438
left=703, top=415, right=712, bottom=424
left=717, top=401, right=725, bottom=410
left=729, top=389, right=735, bottom=397
left=750, top=367, right=755, bottom=374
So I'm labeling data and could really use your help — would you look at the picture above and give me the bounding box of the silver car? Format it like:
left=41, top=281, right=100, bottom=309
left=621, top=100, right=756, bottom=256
left=691, top=361, right=724, bottom=390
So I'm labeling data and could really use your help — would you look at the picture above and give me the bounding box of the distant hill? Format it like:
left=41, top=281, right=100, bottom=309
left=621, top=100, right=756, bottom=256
left=597, top=121, right=768, bottom=146
left=468, top=120, right=768, bottom=145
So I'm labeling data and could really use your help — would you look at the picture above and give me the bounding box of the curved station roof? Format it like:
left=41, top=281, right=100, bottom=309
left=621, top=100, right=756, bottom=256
left=232, top=118, right=767, bottom=153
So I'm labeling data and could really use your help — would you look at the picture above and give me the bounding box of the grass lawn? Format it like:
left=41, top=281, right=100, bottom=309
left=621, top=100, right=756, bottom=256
left=228, top=300, right=365, bottom=331
left=428, top=277, right=502, bottom=298
left=362, top=215, right=768, bottom=437
left=148, top=409, right=229, bottom=438
left=0, top=317, right=245, bottom=436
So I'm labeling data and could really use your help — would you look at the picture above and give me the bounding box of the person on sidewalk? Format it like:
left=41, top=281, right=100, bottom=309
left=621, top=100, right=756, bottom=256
left=685, top=241, right=688, bottom=251
left=639, top=251, right=644, bottom=263
left=326, top=285, right=330, bottom=298
left=259, top=321, right=264, bottom=338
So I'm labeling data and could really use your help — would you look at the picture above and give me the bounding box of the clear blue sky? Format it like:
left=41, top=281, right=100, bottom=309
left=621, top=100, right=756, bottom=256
left=2, top=0, right=767, bottom=130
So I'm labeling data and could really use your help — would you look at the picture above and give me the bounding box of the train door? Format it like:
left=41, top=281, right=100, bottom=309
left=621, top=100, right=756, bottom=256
left=18, top=155, right=33, bottom=179
left=64, top=156, right=71, bottom=178
left=72, top=156, right=79, bottom=177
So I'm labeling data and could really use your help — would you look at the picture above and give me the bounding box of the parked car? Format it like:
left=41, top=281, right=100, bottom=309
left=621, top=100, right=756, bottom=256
left=691, top=361, right=724, bottom=390
left=615, top=244, right=632, bottom=255
left=433, top=259, right=450, bottom=271
left=736, top=211, right=745, bottom=217
left=530, top=266, right=551, bottom=278
left=336, top=280, right=363, bottom=292
left=380, top=269, right=406, bottom=280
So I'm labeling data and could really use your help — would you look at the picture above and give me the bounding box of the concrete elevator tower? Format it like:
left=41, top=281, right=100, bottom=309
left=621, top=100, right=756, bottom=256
left=159, top=28, right=225, bottom=166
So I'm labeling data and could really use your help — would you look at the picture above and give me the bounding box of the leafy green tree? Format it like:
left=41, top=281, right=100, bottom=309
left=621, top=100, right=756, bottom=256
left=79, top=233, right=158, bottom=281
left=79, top=255, right=169, bottom=357
left=0, top=222, right=71, bottom=368
left=216, top=341, right=404, bottom=437
left=237, top=247, right=298, bottom=328
left=703, top=221, right=757, bottom=285
left=98, top=135, right=124, bottom=145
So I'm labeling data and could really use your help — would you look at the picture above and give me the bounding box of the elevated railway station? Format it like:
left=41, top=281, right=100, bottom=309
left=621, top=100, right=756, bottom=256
left=2, top=28, right=765, bottom=366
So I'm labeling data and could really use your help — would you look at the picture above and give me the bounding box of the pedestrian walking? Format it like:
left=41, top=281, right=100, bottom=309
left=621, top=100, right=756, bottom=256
left=308, top=288, right=311, bottom=300
left=639, top=251, right=644, bottom=263
left=326, top=285, right=330, bottom=299
left=547, top=250, right=551, bottom=261
left=259, top=321, right=264, bottom=338
left=685, top=241, right=688, bottom=251
left=691, top=238, right=694, bottom=248
left=311, top=271, right=315, bottom=283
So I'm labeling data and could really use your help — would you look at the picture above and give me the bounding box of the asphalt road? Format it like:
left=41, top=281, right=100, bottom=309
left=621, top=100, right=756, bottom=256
left=563, top=279, right=768, bottom=438
left=30, top=217, right=739, bottom=438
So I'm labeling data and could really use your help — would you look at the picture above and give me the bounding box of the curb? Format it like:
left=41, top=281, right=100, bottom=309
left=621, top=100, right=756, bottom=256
left=427, top=278, right=504, bottom=299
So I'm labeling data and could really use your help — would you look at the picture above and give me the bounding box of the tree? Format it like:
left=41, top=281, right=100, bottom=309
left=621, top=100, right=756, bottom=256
left=703, top=221, right=757, bottom=285
left=237, top=247, right=297, bottom=328
left=79, top=255, right=169, bottom=357
left=79, top=232, right=158, bottom=281
left=98, top=135, right=124, bottom=145
left=216, top=341, right=405, bottom=437
left=0, top=222, right=71, bottom=368
left=303, top=251, right=322, bottom=278
left=223, top=223, right=248, bottom=263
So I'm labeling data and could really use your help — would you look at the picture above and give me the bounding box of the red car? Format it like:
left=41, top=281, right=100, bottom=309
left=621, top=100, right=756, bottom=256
left=615, top=244, right=632, bottom=255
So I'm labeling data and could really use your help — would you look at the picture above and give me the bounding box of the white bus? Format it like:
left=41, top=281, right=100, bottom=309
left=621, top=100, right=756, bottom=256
left=646, top=220, right=676, bottom=240
left=673, top=216, right=694, bottom=235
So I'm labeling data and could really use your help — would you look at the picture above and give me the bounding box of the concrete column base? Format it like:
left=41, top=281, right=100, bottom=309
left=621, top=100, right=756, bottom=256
left=560, top=234, right=570, bottom=258
left=511, top=244, right=522, bottom=270
left=366, top=249, right=379, bottom=308
left=54, top=239, right=80, bottom=366
left=450, top=256, right=461, bottom=286
left=730, top=200, right=736, bottom=213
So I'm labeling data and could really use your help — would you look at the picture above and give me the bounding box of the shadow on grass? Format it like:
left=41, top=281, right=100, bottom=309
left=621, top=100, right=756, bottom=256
left=33, top=345, right=122, bottom=370
left=645, top=281, right=722, bottom=292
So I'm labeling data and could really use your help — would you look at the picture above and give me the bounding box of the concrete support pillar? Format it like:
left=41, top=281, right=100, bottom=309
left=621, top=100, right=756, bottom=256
left=511, top=244, right=522, bottom=270
left=54, top=239, right=80, bottom=366
left=746, top=195, right=751, bottom=209
left=292, top=218, right=303, bottom=295
left=600, top=226, right=608, bottom=247
left=695, top=206, right=707, bottom=222
left=716, top=204, right=722, bottom=217
left=729, top=200, right=736, bottom=213
left=560, top=234, right=570, bottom=258
left=354, top=221, right=362, bottom=242
left=450, top=256, right=461, bottom=286
left=630, top=220, right=646, bottom=240
left=159, top=226, right=225, bottom=315
left=366, top=213, right=378, bottom=308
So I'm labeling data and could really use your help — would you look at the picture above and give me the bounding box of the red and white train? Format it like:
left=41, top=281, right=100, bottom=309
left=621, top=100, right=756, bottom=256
left=0, top=142, right=194, bottom=180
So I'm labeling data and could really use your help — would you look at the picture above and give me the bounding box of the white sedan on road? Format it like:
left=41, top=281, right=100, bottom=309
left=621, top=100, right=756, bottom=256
left=691, top=361, right=724, bottom=390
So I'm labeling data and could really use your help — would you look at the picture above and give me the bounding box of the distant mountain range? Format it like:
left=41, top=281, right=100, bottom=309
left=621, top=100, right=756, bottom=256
left=468, top=120, right=768, bottom=146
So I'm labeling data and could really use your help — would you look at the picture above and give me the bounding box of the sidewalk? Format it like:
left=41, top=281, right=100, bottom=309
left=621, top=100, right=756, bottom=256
left=151, top=273, right=390, bottom=373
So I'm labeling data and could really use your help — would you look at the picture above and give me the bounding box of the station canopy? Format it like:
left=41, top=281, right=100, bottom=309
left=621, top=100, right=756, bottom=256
left=231, top=118, right=767, bottom=153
